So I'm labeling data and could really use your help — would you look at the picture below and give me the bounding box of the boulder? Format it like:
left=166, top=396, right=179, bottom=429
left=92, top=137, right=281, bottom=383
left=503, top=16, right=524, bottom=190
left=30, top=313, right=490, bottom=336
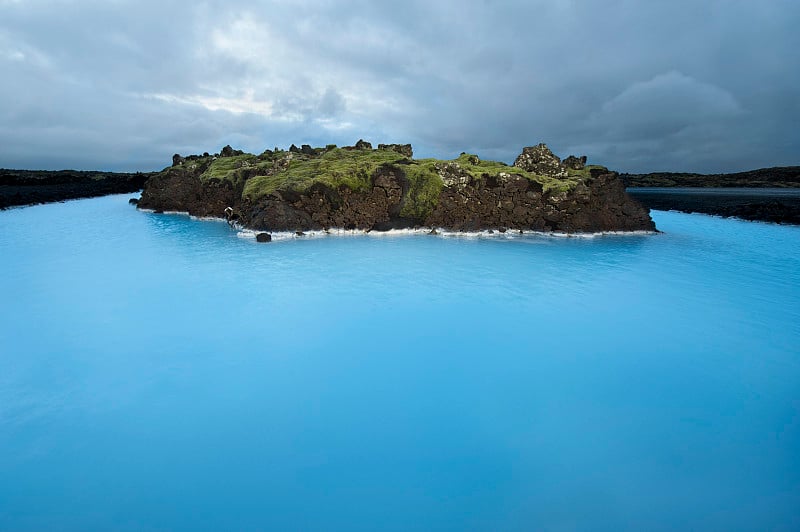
left=172, top=154, right=185, bottom=166
left=563, top=155, right=587, bottom=170
left=513, top=144, right=568, bottom=177
left=220, top=145, right=244, bottom=157
left=355, top=139, right=373, bottom=150
left=437, top=162, right=473, bottom=188
left=378, top=143, right=413, bottom=157
left=255, top=232, right=272, bottom=243
left=301, top=144, right=315, bottom=155
left=128, top=198, right=139, bottom=205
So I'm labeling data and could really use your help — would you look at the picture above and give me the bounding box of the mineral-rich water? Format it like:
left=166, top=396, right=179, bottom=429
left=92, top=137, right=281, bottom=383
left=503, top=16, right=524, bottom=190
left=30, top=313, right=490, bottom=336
left=1, top=195, right=798, bottom=530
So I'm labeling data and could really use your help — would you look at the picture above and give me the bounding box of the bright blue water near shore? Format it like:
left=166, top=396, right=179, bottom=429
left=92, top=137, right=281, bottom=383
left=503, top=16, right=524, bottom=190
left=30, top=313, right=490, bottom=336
left=1, top=195, right=799, bottom=530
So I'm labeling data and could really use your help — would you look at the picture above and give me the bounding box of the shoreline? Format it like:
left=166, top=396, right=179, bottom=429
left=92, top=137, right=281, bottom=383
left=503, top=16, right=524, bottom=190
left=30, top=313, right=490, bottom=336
left=626, top=187, right=800, bottom=225
left=138, top=207, right=659, bottom=240
left=0, top=170, right=153, bottom=210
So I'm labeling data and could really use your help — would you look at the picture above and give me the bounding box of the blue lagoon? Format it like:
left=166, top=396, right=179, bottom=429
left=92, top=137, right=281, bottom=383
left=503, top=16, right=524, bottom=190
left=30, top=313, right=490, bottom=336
left=1, top=195, right=799, bottom=530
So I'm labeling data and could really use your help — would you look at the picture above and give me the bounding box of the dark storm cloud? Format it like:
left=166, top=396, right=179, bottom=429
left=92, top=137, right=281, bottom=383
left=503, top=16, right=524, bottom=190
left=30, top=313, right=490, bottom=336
left=0, top=0, right=797, bottom=172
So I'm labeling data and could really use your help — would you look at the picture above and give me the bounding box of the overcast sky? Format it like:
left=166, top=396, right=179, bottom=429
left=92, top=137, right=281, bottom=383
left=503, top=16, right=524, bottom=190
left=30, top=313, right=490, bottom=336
left=1, top=0, right=798, bottom=173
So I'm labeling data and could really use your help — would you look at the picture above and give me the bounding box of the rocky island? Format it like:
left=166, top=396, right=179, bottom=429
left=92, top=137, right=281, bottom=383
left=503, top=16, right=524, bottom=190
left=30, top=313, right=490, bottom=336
left=138, top=141, right=655, bottom=235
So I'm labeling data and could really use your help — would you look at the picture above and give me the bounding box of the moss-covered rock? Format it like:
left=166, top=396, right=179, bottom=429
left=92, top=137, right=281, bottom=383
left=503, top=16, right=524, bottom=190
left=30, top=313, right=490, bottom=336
left=139, top=141, right=655, bottom=232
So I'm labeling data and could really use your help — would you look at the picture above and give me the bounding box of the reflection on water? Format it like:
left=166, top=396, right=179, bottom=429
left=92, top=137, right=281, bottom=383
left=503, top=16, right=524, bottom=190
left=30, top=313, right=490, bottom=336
left=1, top=195, right=799, bottom=530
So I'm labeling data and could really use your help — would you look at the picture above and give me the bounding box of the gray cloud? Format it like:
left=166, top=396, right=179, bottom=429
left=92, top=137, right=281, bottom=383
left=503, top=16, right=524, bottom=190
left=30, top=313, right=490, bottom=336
left=0, top=0, right=798, bottom=172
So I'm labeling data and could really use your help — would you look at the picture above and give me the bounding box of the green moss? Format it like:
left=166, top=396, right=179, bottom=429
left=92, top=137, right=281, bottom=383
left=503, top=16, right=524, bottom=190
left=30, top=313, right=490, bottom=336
left=451, top=153, right=580, bottom=193
left=401, top=161, right=444, bottom=219
left=243, top=148, right=408, bottom=201
left=567, top=164, right=607, bottom=179
left=200, top=155, right=259, bottom=181
left=232, top=146, right=583, bottom=210
left=567, top=168, right=588, bottom=178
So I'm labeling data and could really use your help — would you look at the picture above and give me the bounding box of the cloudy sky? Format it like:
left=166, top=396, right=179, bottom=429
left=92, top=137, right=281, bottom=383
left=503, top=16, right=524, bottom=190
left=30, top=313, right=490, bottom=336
left=1, top=0, right=797, bottom=173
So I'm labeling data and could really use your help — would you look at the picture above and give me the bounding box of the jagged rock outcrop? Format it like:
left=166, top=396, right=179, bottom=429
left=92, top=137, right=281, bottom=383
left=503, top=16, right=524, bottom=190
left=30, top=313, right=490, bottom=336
left=354, top=139, right=373, bottom=150
left=242, top=168, right=409, bottom=231
left=425, top=171, right=652, bottom=232
left=138, top=142, right=655, bottom=233
left=220, top=145, right=244, bottom=157
left=139, top=161, right=239, bottom=217
left=513, top=144, right=568, bottom=177
left=378, top=143, right=413, bottom=158
left=563, top=155, right=587, bottom=170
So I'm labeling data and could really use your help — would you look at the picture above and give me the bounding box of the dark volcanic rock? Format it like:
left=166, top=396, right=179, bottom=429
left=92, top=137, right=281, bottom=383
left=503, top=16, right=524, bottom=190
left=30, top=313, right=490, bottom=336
left=255, top=232, right=272, bottom=242
left=137, top=141, right=656, bottom=233
left=242, top=167, right=408, bottom=231
left=237, top=166, right=653, bottom=233
left=627, top=188, right=800, bottom=225
left=377, top=143, right=413, bottom=157
left=172, top=154, right=185, bottom=166
left=563, top=155, right=587, bottom=170
left=0, top=169, right=153, bottom=209
left=425, top=171, right=653, bottom=232
left=355, top=139, right=373, bottom=150
left=621, top=166, right=800, bottom=188
left=513, top=144, right=568, bottom=177
left=220, top=145, right=244, bottom=157
left=137, top=163, right=238, bottom=217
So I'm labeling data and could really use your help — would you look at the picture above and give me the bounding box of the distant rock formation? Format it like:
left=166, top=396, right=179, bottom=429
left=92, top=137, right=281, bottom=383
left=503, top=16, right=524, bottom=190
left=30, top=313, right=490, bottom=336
left=0, top=169, right=154, bottom=209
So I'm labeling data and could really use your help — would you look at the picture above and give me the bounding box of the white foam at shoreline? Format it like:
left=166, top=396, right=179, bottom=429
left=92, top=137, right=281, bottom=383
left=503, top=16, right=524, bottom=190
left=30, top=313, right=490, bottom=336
left=141, top=208, right=657, bottom=240
left=138, top=208, right=228, bottom=223
left=236, top=226, right=657, bottom=242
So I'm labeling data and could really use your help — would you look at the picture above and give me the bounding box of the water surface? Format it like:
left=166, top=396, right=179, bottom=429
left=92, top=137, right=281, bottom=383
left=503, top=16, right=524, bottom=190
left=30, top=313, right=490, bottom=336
left=1, top=195, right=799, bottom=530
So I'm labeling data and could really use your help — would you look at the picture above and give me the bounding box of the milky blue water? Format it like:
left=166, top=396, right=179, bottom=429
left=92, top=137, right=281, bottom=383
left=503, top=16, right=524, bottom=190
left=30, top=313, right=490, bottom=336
left=1, top=194, right=799, bottom=530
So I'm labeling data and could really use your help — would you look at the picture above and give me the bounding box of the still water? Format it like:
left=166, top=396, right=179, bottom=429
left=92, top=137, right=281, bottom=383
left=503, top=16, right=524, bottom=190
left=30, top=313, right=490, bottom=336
left=1, top=195, right=799, bottom=530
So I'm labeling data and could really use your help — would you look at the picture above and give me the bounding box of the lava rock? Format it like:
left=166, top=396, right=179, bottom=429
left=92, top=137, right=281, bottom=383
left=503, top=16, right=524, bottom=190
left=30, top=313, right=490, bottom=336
left=513, top=144, right=568, bottom=177
left=255, top=232, right=272, bottom=243
left=378, top=143, right=413, bottom=157
left=355, top=139, right=373, bottom=150
left=563, top=155, right=587, bottom=170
